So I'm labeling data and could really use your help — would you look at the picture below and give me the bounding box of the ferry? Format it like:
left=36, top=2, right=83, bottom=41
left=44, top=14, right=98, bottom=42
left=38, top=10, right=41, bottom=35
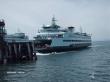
left=34, top=17, right=92, bottom=53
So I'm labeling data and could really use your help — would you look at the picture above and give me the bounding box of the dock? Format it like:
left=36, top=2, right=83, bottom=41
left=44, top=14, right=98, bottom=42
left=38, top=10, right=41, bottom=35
left=0, top=20, right=37, bottom=64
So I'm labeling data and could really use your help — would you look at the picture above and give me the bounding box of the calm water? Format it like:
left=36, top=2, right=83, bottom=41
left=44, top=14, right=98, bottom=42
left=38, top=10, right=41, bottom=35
left=0, top=41, right=110, bottom=82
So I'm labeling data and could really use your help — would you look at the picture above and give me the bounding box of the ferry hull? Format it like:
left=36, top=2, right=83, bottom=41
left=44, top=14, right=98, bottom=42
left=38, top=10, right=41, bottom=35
left=36, top=45, right=91, bottom=53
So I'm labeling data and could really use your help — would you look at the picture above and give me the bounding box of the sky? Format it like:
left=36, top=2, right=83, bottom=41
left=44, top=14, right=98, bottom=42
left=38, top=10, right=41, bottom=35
left=0, top=0, right=110, bottom=41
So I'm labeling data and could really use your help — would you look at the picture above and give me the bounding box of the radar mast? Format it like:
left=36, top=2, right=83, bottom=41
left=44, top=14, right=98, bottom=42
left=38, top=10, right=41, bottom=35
left=51, top=16, right=57, bottom=26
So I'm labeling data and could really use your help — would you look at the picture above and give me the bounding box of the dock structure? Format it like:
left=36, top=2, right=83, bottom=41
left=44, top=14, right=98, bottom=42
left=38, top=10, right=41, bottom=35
left=6, top=41, right=37, bottom=63
left=0, top=19, right=7, bottom=64
left=0, top=20, right=37, bottom=64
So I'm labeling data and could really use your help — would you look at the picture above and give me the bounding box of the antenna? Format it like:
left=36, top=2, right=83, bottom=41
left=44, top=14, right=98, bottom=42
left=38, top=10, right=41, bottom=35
left=38, top=28, right=40, bottom=33
left=51, top=15, right=57, bottom=26
left=80, top=26, right=83, bottom=33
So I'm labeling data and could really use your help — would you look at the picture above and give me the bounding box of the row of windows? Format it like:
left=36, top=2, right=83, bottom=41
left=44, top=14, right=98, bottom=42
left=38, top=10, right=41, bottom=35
left=63, top=40, right=91, bottom=42
left=68, top=34, right=91, bottom=38
left=36, top=34, right=63, bottom=39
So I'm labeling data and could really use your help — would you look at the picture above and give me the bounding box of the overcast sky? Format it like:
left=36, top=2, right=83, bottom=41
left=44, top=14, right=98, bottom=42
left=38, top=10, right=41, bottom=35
left=0, top=0, right=110, bottom=41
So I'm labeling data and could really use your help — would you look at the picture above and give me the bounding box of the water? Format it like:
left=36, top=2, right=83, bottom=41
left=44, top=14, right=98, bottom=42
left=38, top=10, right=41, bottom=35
left=0, top=41, right=110, bottom=82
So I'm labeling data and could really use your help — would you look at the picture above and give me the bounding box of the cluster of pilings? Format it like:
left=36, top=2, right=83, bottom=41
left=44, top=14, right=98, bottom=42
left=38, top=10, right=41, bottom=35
left=0, top=20, right=37, bottom=64
left=6, top=42, right=37, bottom=62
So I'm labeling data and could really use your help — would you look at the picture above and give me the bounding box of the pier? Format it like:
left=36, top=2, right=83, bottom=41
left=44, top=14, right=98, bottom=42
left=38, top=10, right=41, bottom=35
left=0, top=20, right=37, bottom=64
left=6, top=41, right=37, bottom=62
